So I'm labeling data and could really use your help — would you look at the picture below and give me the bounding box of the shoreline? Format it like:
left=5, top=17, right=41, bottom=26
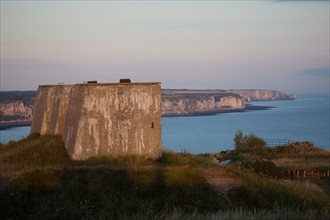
left=162, top=104, right=273, bottom=117
left=245, top=104, right=273, bottom=111
left=0, top=105, right=273, bottom=128
left=0, top=121, right=32, bottom=130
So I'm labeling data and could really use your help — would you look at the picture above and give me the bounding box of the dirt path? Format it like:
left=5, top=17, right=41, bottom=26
left=0, top=177, right=9, bottom=190
left=201, top=167, right=240, bottom=207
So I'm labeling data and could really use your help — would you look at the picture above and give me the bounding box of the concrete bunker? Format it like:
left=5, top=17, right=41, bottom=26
left=31, top=80, right=162, bottom=160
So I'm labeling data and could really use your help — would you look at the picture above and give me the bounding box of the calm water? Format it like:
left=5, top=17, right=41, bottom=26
left=1, top=94, right=329, bottom=153
left=0, top=126, right=31, bottom=144
left=163, top=93, right=329, bottom=153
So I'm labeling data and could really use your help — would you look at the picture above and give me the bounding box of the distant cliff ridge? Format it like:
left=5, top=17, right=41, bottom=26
left=0, top=91, right=36, bottom=123
left=161, top=89, right=294, bottom=116
left=162, top=94, right=245, bottom=116
left=225, top=89, right=296, bottom=101
left=0, top=89, right=295, bottom=125
left=162, top=89, right=295, bottom=101
left=0, top=101, right=33, bottom=124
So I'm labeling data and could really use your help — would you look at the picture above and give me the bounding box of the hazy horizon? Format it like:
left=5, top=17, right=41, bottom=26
left=1, top=87, right=329, bottom=96
left=1, top=1, right=329, bottom=94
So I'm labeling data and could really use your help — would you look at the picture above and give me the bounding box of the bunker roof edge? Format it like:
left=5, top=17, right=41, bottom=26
left=38, top=82, right=161, bottom=87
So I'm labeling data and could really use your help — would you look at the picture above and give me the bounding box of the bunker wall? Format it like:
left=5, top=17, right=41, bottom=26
left=31, top=83, right=162, bottom=160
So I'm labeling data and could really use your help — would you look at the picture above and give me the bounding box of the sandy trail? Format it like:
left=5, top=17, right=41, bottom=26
left=201, top=167, right=241, bottom=207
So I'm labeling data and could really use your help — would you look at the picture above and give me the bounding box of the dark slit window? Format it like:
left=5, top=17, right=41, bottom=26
left=151, top=122, right=154, bottom=128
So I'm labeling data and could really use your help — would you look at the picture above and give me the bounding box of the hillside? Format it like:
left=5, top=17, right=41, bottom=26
left=0, top=134, right=329, bottom=219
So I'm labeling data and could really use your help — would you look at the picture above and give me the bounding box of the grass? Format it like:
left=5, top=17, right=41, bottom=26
left=1, top=166, right=225, bottom=219
left=280, top=179, right=326, bottom=195
left=268, top=142, right=330, bottom=170
left=0, top=133, right=72, bottom=178
left=217, top=141, right=330, bottom=172
left=1, top=134, right=330, bottom=219
left=0, top=135, right=226, bottom=219
left=228, top=166, right=330, bottom=210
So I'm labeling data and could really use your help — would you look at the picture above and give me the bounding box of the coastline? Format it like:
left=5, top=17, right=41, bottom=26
left=245, top=104, right=273, bottom=111
left=0, top=121, right=32, bottom=130
left=0, top=104, right=274, bottom=125
left=162, top=104, right=273, bottom=117
left=0, top=105, right=274, bottom=126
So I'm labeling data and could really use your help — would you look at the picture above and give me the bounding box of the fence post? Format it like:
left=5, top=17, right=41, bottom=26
left=327, top=170, right=329, bottom=178
left=303, top=170, right=306, bottom=178
left=297, top=170, right=299, bottom=179
left=311, top=170, right=314, bottom=178
left=317, top=172, right=320, bottom=179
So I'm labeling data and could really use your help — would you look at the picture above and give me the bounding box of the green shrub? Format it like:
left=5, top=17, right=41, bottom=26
left=240, top=159, right=283, bottom=178
left=158, top=150, right=183, bottom=166
left=234, top=131, right=266, bottom=155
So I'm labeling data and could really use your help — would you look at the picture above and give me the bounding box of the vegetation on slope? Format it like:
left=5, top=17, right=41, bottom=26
left=0, top=133, right=329, bottom=219
left=0, top=91, right=36, bottom=104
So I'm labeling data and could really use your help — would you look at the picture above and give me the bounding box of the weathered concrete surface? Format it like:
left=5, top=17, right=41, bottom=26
left=30, top=85, right=74, bottom=135
left=31, top=86, right=56, bottom=135
left=31, top=82, right=162, bottom=160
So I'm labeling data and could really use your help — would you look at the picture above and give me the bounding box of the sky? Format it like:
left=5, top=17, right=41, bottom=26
left=1, top=0, right=329, bottom=94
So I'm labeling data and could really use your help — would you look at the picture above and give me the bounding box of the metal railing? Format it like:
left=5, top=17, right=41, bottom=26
left=288, top=170, right=330, bottom=179
left=265, top=139, right=291, bottom=147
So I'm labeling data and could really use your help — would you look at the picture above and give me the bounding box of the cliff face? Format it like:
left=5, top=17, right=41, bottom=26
left=0, top=101, right=33, bottom=121
left=160, top=89, right=295, bottom=116
left=216, top=96, right=245, bottom=110
left=225, top=89, right=296, bottom=101
left=162, top=95, right=245, bottom=116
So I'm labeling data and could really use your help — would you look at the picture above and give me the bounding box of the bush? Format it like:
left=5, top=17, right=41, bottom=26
left=240, top=159, right=282, bottom=178
left=234, top=131, right=266, bottom=155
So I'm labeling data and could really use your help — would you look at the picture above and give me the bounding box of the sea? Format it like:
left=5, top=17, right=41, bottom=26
left=1, top=93, right=329, bottom=153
